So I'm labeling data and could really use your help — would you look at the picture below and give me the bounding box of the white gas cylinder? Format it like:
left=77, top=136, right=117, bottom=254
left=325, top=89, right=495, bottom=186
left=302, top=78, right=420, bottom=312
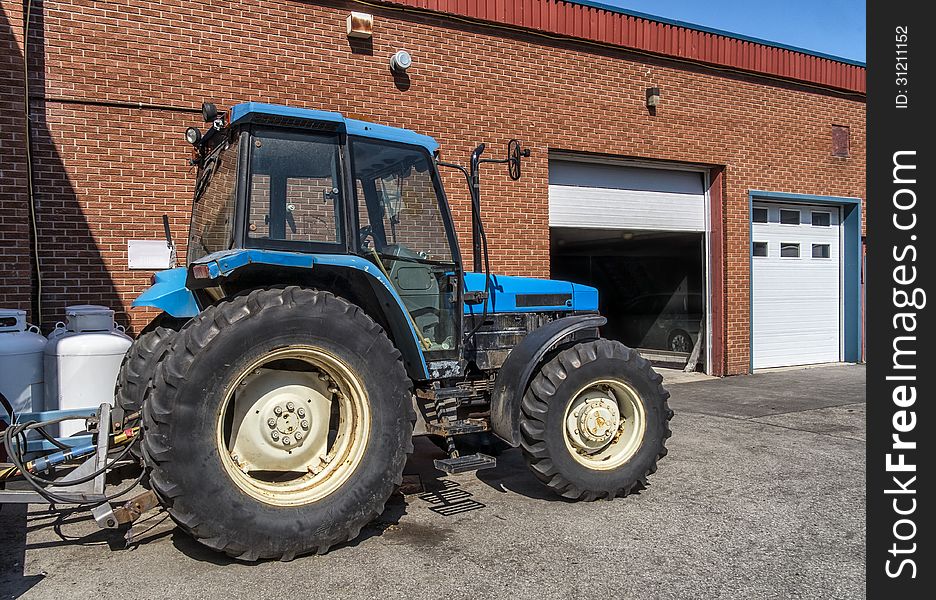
left=44, top=305, right=132, bottom=437
left=0, top=308, right=47, bottom=417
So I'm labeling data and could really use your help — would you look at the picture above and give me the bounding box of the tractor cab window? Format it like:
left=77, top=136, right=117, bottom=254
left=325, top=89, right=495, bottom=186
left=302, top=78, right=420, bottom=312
left=246, top=129, right=343, bottom=249
left=351, top=138, right=459, bottom=355
left=352, top=141, right=454, bottom=264
left=188, top=133, right=239, bottom=263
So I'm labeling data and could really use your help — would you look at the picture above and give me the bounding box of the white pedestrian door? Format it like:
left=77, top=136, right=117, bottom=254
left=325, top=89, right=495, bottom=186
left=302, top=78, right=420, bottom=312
left=751, top=202, right=841, bottom=369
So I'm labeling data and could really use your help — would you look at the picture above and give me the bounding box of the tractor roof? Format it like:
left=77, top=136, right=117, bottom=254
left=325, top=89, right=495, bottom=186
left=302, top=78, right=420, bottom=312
left=229, top=102, right=439, bottom=153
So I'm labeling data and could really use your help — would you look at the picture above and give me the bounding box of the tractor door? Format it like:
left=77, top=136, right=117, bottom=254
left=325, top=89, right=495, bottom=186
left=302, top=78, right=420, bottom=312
left=349, top=138, right=462, bottom=358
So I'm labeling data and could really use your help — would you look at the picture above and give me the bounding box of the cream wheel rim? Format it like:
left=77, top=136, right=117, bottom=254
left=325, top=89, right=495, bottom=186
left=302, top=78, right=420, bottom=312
left=562, top=379, right=646, bottom=470
left=217, top=346, right=370, bottom=506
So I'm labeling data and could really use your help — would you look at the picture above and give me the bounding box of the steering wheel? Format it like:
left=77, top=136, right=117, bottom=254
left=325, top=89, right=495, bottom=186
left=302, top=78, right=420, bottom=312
left=358, top=225, right=374, bottom=249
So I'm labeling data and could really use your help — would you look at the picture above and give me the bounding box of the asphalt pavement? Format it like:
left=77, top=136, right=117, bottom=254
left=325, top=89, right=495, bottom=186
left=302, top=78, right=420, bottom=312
left=0, top=363, right=865, bottom=600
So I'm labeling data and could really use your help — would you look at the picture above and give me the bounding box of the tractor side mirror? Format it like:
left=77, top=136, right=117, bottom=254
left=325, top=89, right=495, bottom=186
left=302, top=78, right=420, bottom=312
left=507, top=139, right=530, bottom=181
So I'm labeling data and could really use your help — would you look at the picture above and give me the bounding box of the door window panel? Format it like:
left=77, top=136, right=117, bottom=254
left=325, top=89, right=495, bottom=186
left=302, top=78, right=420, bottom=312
left=247, top=130, right=342, bottom=246
left=351, top=138, right=458, bottom=354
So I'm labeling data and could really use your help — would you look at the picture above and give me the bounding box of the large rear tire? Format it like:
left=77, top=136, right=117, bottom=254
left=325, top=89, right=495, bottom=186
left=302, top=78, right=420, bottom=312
left=115, top=316, right=186, bottom=458
left=116, top=325, right=179, bottom=417
left=519, top=339, right=672, bottom=500
left=142, top=287, right=414, bottom=560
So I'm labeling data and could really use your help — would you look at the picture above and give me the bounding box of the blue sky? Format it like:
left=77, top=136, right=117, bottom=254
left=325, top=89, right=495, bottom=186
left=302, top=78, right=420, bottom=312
left=593, top=0, right=866, bottom=62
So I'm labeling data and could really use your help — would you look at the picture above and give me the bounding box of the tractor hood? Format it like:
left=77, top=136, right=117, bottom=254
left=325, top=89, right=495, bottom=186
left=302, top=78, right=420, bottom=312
left=463, top=272, right=598, bottom=314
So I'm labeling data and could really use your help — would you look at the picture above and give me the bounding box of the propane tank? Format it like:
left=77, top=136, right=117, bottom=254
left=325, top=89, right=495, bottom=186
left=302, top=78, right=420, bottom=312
left=0, top=308, right=47, bottom=418
left=44, top=305, right=132, bottom=437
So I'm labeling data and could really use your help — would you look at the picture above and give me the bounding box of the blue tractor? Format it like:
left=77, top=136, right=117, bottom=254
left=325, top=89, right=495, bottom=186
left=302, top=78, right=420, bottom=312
left=119, top=102, right=672, bottom=560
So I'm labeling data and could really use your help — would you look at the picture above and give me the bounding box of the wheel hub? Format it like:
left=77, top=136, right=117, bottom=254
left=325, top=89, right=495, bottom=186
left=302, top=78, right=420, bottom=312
left=566, top=390, right=621, bottom=453
left=267, top=400, right=310, bottom=446
left=228, top=369, right=333, bottom=473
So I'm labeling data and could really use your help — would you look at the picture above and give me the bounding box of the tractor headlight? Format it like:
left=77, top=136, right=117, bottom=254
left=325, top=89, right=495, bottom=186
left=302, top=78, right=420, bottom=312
left=185, top=127, right=202, bottom=145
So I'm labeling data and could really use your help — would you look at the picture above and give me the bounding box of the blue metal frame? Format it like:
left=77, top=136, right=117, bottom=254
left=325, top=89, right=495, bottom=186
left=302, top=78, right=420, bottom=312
left=569, top=1, right=865, bottom=67
left=7, top=408, right=97, bottom=453
left=748, top=190, right=863, bottom=370
left=229, top=102, right=440, bottom=153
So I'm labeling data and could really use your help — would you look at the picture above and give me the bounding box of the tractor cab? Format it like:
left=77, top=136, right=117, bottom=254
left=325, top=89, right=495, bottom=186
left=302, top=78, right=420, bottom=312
left=180, top=102, right=463, bottom=358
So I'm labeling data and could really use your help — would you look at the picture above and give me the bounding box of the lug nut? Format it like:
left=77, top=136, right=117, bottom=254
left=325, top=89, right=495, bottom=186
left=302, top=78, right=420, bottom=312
left=267, top=418, right=276, bottom=428
left=294, top=432, right=303, bottom=441
left=286, top=402, right=295, bottom=412
left=297, top=408, right=305, bottom=418
left=301, top=420, right=309, bottom=429
left=271, top=431, right=280, bottom=441
left=283, top=437, right=292, bottom=446
left=273, top=406, right=283, bottom=416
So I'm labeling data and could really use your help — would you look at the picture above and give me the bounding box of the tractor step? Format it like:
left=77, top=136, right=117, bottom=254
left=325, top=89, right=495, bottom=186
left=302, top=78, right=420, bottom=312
left=425, top=418, right=489, bottom=437
left=433, top=453, right=496, bottom=474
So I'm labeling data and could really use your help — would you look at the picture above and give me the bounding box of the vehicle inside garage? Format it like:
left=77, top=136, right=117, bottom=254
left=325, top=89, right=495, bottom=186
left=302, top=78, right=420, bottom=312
left=551, top=227, right=706, bottom=369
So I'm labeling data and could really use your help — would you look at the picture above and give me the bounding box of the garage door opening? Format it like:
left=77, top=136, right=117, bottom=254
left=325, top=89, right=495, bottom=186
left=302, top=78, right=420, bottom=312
left=551, top=228, right=706, bottom=370
left=548, top=156, right=710, bottom=372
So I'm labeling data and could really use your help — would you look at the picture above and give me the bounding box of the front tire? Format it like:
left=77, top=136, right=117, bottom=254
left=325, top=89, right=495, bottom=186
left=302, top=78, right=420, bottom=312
left=142, top=287, right=414, bottom=560
left=668, top=330, right=693, bottom=353
left=519, top=339, right=672, bottom=500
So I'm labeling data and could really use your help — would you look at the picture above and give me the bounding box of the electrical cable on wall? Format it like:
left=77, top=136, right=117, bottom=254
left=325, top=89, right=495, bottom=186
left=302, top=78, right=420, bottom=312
left=23, top=0, right=42, bottom=325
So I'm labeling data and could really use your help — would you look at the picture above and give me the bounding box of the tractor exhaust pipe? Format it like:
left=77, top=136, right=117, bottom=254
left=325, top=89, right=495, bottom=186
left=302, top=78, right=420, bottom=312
left=469, top=144, right=485, bottom=273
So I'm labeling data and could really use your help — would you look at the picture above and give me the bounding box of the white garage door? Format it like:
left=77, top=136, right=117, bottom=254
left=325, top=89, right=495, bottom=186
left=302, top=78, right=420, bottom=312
left=549, top=160, right=706, bottom=231
left=752, top=202, right=841, bottom=369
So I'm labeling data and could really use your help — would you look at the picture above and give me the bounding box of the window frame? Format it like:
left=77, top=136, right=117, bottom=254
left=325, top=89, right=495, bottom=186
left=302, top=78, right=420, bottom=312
left=187, top=130, right=241, bottom=264
left=810, top=211, right=832, bottom=227
left=812, top=243, right=832, bottom=259
left=347, top=136, right=462, bottom=268
left=241, top=125, right=351, bottom=255
left=779, top=209, right=801, bottom=226
left=752, top=241, right=768, bottom=258
left=752, top=207, right=769, bottom=223
left=780, top=242, right=801, bottom=258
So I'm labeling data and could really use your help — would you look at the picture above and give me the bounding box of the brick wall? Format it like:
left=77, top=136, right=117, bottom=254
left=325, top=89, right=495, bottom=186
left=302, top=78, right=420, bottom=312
left=0, top=2, right=31, bottom=317
left=0, top=0, right=865, bottom=374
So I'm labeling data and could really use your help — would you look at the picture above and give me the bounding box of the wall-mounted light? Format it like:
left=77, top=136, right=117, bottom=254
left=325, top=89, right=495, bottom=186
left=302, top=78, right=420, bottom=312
left=646, top=87, right=661, bottom=108
left=389, top=50, right=412, bottom=73
left=346, top=12, right=373, bottom=39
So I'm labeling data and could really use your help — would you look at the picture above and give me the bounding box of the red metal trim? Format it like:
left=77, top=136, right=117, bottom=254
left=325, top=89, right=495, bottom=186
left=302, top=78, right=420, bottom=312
left=377, top=0, right=865, bottom=94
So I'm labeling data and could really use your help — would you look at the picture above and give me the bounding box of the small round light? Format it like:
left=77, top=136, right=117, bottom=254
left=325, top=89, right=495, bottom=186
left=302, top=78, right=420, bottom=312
left=389, top=50, right=412, bottom=73
left=185, top=127, right=202, bottom=145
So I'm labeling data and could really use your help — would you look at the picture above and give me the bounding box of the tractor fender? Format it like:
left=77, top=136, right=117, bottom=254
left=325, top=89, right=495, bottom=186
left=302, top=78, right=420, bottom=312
left=490, top=314, right=606, bottom=446
left=134, top=250, right=431, bottom=381
left=132, top=267, right=199, bottom=318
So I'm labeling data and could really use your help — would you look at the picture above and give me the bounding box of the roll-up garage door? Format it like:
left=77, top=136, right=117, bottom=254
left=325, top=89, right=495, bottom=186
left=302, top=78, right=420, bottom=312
left=751, top=202, right=841, bottom=369
left=548, top=160, right=706, bottom=231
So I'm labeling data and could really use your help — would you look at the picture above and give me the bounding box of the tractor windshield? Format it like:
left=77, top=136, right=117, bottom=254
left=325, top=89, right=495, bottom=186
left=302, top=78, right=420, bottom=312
left=188, top=133, right=239, bottom=263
